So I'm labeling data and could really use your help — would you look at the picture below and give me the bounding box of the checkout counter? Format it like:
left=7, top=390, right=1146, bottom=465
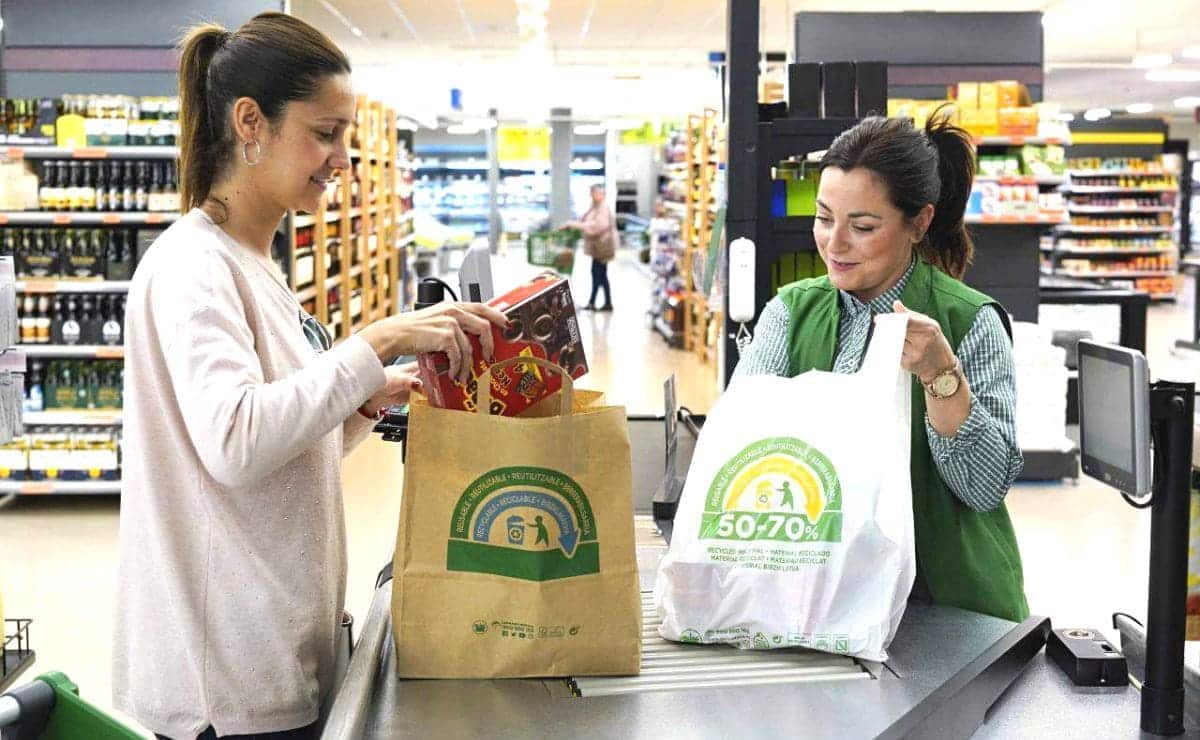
left=321, top=414, right=1200, bottom=739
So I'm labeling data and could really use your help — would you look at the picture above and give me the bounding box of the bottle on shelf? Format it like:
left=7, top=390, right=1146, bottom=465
left=35, top=294, right=51, bottom=344
left=107, top=161, right=123, bottom=212
left=163, top=161, right=180, bottom=212
left=80, top=162, right=97, bottom=211
left=66, top=161, right=84, bottom=211
left=49, top=295, right=66, bottom=344
left=39, top=161, right=57, bottom=211
left=133, top=162, right=149, bottom=212
left=94, top=161, right=109, bottom=212
left=24, top=361, right=44, bottom=413
left=100, top=295, right=123, bottom=346
left=147, top=162, right=163, bottom=212
left=53, top=162, right=69, bottom=211
left=19, top=295, right=35, bottom=345
left=121, top=161, right=135, bottom=212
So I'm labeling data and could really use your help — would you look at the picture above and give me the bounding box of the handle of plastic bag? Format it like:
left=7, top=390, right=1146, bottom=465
left=475, top=356, right=574, bottom=417
left=859, top=313, right=910, bottom=381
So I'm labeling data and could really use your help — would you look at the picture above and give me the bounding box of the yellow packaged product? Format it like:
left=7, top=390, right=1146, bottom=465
left=956, top=82, right=979, bottom=109
left=978, top=82, right=999, bottom=111
left=996, top=80, right=1022, bottom=109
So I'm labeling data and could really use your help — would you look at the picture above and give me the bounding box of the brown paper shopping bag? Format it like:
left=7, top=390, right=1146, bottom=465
left=392, top=356, right=641, bottom=678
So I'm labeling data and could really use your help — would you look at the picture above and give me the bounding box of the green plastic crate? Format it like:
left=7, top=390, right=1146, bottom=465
left=527, top=229, right=579, bottom=275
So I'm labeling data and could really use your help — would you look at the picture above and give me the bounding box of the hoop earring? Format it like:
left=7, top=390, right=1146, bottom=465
left=242, top=140, right=262, bottom=166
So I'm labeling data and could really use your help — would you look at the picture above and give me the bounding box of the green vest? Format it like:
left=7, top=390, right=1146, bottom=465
left=776, top=260, right=1029, bottom=622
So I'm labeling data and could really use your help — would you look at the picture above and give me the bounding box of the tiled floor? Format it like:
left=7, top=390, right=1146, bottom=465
left=0, top=248, right=1194, bottom=737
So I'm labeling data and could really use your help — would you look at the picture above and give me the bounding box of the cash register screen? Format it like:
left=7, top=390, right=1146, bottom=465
left=1079, top=353, right=1135, bottom=473
left=1077, top=340, right=1150, bottom=496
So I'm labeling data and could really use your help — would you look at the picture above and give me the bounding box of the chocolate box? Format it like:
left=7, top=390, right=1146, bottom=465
left=417, top=275, right=588, bottom=416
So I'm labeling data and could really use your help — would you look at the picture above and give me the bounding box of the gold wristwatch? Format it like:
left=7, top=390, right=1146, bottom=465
left=922, top=359, right=963, bottom=399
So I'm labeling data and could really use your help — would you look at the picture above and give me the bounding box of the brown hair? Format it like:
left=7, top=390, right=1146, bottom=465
left=177, top=12, right=351, bottom=214
left=819, top=104, right=976, bottom=279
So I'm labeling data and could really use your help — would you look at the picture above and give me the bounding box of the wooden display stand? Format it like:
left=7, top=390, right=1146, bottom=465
left=289, top=96, right=412, bottom=341
left=682, top=109, right=723, bottom=363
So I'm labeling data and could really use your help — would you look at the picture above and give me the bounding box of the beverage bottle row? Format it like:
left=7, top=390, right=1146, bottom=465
left=37, top=160, right=180, bottom=212
left=17, top=293, right=125, bottom=346
left=2, top=227, right=137, bottom=280
left=27, top=359, right=123, bottom=411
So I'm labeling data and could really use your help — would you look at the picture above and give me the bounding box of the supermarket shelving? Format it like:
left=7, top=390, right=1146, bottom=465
left=964, top=213, right=1068, bottom=225
left=0, top=480, right=121, bottom=495
left=0, top=211, right=178, bottom=226
left=17, top=345, right=124, bottom=359
left=1066, top=205, right=1173, bottom=214
left=1053, top=225, right=1172, bottom=235
left=3, top=145, right=178, bottom=160
left=16, top=280, right=130, bottom=293
left=23, top=409, right=122, bottom=425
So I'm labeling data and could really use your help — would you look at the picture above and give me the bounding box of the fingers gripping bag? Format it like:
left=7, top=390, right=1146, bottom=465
left=654, top=314, right=914, bottom=661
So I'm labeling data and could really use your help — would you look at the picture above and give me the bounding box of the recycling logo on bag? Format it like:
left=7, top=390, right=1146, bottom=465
left=699, top=437, right=842, bottom=543
left=447, top=466, right=599, bottom=581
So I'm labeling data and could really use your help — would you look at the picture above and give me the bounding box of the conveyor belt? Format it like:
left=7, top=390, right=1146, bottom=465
left=569, top=593, right=871, bottom=697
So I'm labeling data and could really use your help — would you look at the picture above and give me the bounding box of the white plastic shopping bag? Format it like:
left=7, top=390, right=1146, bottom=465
left=655, top=313, right=914, bottom=661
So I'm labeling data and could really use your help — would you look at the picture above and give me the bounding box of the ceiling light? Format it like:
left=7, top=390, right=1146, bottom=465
left=1083, top=108, right=1111, bottom=121
left=1183, top=46, right=1200, bottom=60
left=446, top=124, right=480, bottom=135
left=573, top=124, right=607, bottom=136
left=1132, top=53, right=1173, bottom=68
left=1174, top=96, right=1200, bottom=109
left=1054, top=112, right=1076, bottom=122
left=1125, top=103, right=1154, bottom=114
left=516, top=0, right=550, bottom=12
left=349, top=26, right=364, bottom=38
left=606, top=119, right=641, bottom=131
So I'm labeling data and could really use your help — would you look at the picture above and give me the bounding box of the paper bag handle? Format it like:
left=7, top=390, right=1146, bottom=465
left=475, top=356, right=574, bottom=417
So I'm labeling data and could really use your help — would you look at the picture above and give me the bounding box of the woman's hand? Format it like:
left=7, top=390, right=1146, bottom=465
left=361, top=362, right=422, bottom=417
left=358, top=303, right=509, bottom=384
left=891, top=300, right=957, bottom=383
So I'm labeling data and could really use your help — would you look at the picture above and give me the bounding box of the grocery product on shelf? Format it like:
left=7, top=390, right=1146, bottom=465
left=0, top=425, right=122, bottom=481
left=16, top=294, right=124, bottom=346
left=29, top=159, right=179, bottom=213
left=1, top=227, right=137, bottom=280
left=28, top=359, right=123, bottom=412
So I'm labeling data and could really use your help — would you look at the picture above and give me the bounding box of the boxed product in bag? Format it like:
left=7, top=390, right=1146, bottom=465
left=417, top=275, right=588, bottom=417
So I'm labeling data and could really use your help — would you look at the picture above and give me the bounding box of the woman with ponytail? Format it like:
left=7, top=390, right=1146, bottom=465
left=113, top=13, right=507, bottom=740
left=734, top=106, right=1028, bottom=623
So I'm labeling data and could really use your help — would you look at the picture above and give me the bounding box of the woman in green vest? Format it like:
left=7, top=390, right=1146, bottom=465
left=734, top=109, right=1029, bottom=622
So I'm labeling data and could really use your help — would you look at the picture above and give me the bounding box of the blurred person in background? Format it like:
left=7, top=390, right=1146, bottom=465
left=563, top=184, right=618, bottom=311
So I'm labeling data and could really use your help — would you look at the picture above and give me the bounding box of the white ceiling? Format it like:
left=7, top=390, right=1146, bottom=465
left=290, top=0, right=1200, bottom=124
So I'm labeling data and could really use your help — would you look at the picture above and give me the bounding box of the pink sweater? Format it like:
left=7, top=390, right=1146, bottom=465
left=112, top=209, right=386, bottom=738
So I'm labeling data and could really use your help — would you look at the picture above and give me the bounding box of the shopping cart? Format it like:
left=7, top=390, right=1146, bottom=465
left=526, top=229, right=579, bottom=275
left=0, top=671, right=142, bottom=739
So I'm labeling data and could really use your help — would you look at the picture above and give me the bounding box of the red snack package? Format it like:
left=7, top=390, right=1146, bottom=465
left=417, top=275, right=588, bottom=416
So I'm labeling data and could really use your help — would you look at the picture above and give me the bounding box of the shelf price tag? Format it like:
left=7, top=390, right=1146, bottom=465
left=53, top=214, right=71, bottom=225
left=96, top=347, right=124, bottom=360
left=102, top=214, right=122, bottom=225
left=21, top=482, right=54, bottom=495
left=0, top=215, right=9, bottom=225
left=73, top=148, right=108, bottom=159
left=5, top=148, right=24, bottom=160
left=23, top=280, right=56, bottom=294
left=146, top=213, right=165, bottom=225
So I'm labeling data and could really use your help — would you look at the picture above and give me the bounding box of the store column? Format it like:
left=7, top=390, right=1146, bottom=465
left=486, top=108, right=501, bottom=252
left=550, top=107, right=572, bottom=227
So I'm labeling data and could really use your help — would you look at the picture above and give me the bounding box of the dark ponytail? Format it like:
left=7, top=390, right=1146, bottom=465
left=177, top=24, right=228, bottom=215
left=820, top=103, right=975, bottom=279
left=176, top=12, right=351, bottom=216
left=923, top=108, right=975, bottom=278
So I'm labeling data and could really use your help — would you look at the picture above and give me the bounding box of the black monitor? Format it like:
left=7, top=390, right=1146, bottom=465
left=1077, top=339, right=1151, bottom=496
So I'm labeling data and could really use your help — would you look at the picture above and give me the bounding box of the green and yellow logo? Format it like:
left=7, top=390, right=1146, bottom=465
left=700, top=437, right=842, bottom=543
left=447, top=466, right=598, bottom=581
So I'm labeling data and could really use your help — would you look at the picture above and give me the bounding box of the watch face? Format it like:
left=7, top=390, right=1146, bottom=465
left=933, top=372, right=959, bottom=397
